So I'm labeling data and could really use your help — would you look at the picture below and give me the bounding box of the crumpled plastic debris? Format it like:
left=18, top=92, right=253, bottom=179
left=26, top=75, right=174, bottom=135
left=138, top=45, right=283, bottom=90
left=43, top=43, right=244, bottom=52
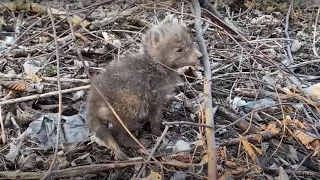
left=244, top=97, right=277, bottom=111
left=28, top=104, right=90, bottom=149
left=0, top=36, right=15, bottom=50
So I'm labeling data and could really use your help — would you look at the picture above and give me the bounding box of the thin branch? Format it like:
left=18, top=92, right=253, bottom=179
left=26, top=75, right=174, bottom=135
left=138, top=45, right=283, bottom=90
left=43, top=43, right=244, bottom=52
left=0, top=86, right=89, bottom=106
left=312, top=7, right=320, bottom=56
left=0, top=160, right=201, bottom=179
left=0, top=73, right=89, bottom=83
left=40, top=3, right=63, bottom=180
left=135, top=125, right=169, bottom=179
left=284, top=0, right=295, bottom=65
left=191, top=0, right=217, bottom=179
left=163, top=121, right=213, bottom=128
left=0, top=106, right=6, bottom=144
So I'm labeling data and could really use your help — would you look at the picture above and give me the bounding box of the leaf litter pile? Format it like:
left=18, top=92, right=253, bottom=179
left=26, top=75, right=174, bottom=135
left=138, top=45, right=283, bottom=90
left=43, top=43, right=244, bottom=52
left=0, top=0, right=320, bottom=179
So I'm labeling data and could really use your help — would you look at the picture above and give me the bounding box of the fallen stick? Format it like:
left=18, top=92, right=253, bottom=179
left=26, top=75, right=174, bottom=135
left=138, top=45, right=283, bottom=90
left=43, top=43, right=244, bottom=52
left=0, top=85, right=90, bottom=106
left=40, top=4, right=65, bottom=180
left=0, top=161, right=201, bottom=179
left=191, top=0, right=217, bottom=179
left=0, top=73, right=90, bottom=83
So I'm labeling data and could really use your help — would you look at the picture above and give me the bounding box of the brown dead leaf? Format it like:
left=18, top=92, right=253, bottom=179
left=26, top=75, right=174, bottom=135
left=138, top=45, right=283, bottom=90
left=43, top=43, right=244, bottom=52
left=293, top=119, right=308, bottom=129
left=240, top=135, right=261, bottom=166
left=228, top=167, right=247, bottom=175
left=220, top=147, right=227, bottom=159
left=283, top=87, right=318, bottom=108
left=294, top=9, right=303, bottom=17
left=294, top=130, right=320, bottom=154
left=75, top=33, right=89, bottom=43
left=136, top=171, right=161, bottom=180
left=225, top=160, right=237, bottom=169
left=0, top=80, right=35, bottom=92
left=67, top=15, right=90, bottom=28
left=16, top=108, right=43, bottom=126
left=261, top=122, right=280, bottom=135
left=26, top=71, right=42, bottom=83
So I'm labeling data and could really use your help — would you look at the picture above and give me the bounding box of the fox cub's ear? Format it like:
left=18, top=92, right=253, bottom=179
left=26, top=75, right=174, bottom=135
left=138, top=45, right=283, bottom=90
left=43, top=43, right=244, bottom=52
left=148, top=28, right=163, bottom=49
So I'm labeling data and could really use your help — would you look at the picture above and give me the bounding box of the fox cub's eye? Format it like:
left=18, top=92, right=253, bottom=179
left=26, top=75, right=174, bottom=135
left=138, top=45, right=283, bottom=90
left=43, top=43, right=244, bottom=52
left=176, top=48, right=183, bottom=52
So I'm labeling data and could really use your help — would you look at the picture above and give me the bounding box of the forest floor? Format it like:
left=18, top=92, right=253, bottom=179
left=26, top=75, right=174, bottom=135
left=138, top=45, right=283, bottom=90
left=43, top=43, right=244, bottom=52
left=0, top=0, right=319, bottom=179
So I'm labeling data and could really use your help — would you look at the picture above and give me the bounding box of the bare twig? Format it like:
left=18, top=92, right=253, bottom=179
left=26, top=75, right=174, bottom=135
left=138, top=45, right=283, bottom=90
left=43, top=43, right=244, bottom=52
left=191, top=0, right=217, bottom=179
left=135, top=125, right=169, bottom=179
left=0, top=160, right=201, bottom=179
left=288, top=59, right=320, bottom=68
left=312, top=7, right=320, bottom=56
left=163, top=121, right=213, bottom=128
left=0, top=73, right=89, bottom=83
left=40, top=4, right=63, bottom=180
left=284, top=0, right=295, bottom=65
left=0, top=86, right=89, bottom=106
left=0, top=106, right=6, bottom=144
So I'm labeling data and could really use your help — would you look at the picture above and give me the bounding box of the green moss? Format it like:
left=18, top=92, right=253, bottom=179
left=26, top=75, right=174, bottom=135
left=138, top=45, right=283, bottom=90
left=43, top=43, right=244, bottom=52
left=43, top=64, right=57, bottom=77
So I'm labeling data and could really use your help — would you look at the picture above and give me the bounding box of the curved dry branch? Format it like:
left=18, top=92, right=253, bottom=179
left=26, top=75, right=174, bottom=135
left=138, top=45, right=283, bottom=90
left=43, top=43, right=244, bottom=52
left=191, top=0, right=218, bottom=179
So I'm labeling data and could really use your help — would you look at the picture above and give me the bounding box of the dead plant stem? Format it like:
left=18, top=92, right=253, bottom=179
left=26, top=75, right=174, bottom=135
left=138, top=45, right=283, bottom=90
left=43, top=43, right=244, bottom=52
left=40, top=4, right=63, bottom=180
left=192, top=0, right=217, bottom=179
left=0, top=86, right=89, bottom=106
left=135, top=125, right=169, bottom=179
left=0, top=106, right=6, bottom=144
left=284, top=0, right=295, bottom=65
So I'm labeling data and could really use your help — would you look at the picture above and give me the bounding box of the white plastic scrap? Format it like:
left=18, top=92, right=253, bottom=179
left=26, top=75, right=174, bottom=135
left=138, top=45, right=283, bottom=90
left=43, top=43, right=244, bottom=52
left=173, top=140, right=191, bottom=155
left=290, top=39, right=302, bottom=52
left=231, top=97, right=247, bottom=111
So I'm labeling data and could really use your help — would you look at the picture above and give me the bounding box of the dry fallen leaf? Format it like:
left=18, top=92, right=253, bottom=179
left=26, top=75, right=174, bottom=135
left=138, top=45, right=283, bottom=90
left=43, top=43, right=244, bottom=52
left=294, top=129, right=320, bottom=154
left=75, top=33, right=89, bottom=43
left=240, top=135, right=261, bottom=166
left=225, top=160, right=237, bottom=169
left=0, top=80, right=35, bottom=92
left=293, top=119, right=308, bottom=130
left=133, top=170, right=161, bottom=180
